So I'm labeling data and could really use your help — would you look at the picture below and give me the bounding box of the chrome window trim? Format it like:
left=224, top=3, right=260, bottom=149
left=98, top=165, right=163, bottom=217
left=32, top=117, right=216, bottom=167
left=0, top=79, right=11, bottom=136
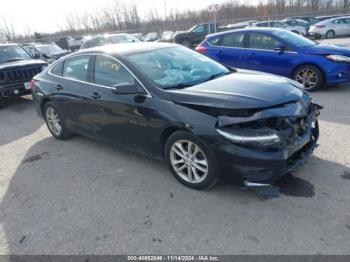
left=48, top=52, right=152, bottom=97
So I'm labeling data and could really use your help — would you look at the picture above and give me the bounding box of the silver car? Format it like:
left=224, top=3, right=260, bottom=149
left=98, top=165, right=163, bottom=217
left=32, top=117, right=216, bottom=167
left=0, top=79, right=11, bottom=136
left=248, top=20, right=307, bottom=36
left=309, top=16, right=350, bottom=39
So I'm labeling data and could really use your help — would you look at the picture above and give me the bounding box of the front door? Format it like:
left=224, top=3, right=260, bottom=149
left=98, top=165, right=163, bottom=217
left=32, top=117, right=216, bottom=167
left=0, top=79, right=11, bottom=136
left=244, top=32, right=297, bottom=77
left=88, top=54, right=154, bottom=150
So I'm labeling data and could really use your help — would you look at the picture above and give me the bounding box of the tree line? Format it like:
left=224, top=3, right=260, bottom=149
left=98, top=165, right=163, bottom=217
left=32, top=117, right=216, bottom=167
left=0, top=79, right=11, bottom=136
left=1, top=0, right=350, bottom=42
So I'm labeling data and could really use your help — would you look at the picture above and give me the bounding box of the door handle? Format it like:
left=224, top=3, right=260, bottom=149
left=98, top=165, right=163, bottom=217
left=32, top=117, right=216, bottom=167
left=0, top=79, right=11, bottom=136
left=90, top=92, right=101, bottom=99
left=56, top=84, right=63, bottom=91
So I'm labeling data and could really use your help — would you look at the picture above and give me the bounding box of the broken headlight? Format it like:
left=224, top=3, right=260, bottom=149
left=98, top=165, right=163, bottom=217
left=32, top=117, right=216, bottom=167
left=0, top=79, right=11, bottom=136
left=217, top=127, right=281, bottom=148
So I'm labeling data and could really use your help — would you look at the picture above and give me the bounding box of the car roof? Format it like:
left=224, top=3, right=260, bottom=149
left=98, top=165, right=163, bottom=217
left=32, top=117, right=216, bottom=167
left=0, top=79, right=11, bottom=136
left=318, top=15, right=350, bottom=23
left=206, top=27, right=284, bottom=38
left=77, top=42, right=179, bottom=56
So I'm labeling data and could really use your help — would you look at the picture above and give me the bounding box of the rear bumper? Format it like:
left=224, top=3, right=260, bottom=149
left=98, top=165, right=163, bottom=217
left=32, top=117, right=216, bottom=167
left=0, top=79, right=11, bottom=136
left=0, top=83, right=31, bottom=98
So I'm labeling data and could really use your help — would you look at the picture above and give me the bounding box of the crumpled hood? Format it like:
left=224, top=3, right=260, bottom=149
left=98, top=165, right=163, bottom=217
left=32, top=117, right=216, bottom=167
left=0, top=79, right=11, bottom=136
left=302, top=43, right=350, bottom=55
left=0, top=59, right=47, bottom=70
left=167, top=69, right=304, bottom=110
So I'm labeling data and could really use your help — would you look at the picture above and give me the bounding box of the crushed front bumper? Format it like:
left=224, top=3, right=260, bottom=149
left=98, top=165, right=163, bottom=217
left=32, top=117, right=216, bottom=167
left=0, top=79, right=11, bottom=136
left=213, top=100, right=321, bottom=195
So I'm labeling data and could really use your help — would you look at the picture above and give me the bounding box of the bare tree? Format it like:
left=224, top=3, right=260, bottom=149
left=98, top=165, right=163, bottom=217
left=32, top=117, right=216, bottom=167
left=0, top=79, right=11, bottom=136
left=0, top=17, right=16, bottom=41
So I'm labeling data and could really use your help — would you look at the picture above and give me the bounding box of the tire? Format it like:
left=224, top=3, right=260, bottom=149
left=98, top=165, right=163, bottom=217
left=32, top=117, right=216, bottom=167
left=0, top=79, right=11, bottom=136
left=44, top=102, right=72, bottom=140
left=181, top=39, right=191, bottom=48
left=326, top=30, right=335, bottom=39
left=292, top=65, right=324, bottom=92
left=164, top=131, right=218, bottom=190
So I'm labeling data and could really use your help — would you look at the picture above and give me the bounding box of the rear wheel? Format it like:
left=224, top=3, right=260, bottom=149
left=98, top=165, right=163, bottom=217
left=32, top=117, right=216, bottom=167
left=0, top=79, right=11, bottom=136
left=44, top=102, right=72, bottom=140
left=326, top=30, right=335, bottom=39
left=292, top=65, right=324, bottom=92
left=164, top=131, right=217, bottom=190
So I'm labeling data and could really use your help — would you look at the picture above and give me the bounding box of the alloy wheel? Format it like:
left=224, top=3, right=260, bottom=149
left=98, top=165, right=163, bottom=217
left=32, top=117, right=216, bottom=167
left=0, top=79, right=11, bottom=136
left=294, top=67, right=318, bottom=90
left=326, top=30, right=335, bottom=39
left=170, top=140, right=208, bottom=184
left=46, top=107, right=62, bottom=136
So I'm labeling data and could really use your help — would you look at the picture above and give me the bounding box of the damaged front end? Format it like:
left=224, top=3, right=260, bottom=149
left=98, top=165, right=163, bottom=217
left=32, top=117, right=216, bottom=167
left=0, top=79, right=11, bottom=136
left=213, top=98, right=322, bottom=197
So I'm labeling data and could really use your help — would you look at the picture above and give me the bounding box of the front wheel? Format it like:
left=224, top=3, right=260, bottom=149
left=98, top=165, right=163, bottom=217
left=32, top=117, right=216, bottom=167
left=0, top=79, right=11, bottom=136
left=292, top=65, right=324, bottom=92
left=164, top=131, right=217, bottom=190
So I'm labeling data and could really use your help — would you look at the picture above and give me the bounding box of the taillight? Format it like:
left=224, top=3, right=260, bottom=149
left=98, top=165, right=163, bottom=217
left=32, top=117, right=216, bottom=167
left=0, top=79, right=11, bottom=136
left=195, top=44, right=208, bottom=53
left=29, top=79, right=35, bottom=90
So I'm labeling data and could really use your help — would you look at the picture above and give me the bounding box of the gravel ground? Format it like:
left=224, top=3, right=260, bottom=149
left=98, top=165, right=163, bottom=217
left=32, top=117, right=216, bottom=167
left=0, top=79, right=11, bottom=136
left=0, top=67, right=350, bottom=255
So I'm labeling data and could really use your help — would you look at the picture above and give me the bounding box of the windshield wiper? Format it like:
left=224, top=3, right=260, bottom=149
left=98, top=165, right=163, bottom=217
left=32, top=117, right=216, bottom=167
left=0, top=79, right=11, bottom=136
left=163, top=83, right=194, bottom=90
left=202, top=72, right=231, bottom=83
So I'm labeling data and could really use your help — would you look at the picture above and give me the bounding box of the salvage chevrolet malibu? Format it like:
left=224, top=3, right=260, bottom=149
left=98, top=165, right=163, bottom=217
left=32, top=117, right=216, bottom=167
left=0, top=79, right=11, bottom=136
left=31, top=43, right=321, bottom=192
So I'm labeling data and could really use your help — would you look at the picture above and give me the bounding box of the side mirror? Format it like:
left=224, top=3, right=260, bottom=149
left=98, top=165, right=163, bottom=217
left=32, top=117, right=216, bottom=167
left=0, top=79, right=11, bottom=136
left=111, top=82, right=145, bottom=95
left=33, top=53, right=41, bottom=59
left=273, top=44, right=285, bottom=52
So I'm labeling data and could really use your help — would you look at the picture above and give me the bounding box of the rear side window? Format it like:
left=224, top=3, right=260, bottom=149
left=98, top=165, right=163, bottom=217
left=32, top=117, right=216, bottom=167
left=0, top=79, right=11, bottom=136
left=63, top=55, right=90, bottom=82
left=221, top=33, right=245, bottom=48
left=50, top=61, right=64, bottom=76
left=248, top=33, right=280, bottom=50
left=208, top=37, right=221, bottom=46
left=94, top=55, right=135, bottom=87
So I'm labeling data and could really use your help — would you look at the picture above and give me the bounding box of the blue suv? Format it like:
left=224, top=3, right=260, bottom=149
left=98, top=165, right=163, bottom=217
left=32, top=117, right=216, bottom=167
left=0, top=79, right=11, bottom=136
left=196, top=28, right=350, bottom=91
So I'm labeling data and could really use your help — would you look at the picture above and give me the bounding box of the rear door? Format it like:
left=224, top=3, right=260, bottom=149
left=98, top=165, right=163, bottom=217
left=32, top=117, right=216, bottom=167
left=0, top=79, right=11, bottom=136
left=333, top=18, right=347, bottom=35
left=88, top=54, right=154, bottom=150
left=244, top=32, right=296, bottom=77
left=206, top=32, right=248, bottom=68
left=48, top=54, right=94, bottom=136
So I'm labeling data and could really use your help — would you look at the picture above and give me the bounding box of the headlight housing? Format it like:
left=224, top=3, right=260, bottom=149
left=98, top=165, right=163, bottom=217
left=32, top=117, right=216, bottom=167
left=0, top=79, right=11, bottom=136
left=326, top=55, right=350, bottom=63
left=217, top=128, right=281, bottom=148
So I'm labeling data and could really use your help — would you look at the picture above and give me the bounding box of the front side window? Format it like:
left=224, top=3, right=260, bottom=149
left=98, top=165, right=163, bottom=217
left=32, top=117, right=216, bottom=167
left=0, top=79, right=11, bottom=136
left=125, top=46, right=230, bottom=89
left=0, top=45, right=31, bottom=63
left=271, top=30, right=316, bottom=47
left=192, top=25, right=205, bottom=33
left=94, top=55, right=135, bottom=87
left=221, top=33, right=245, bottom=48
left=248, top=33, right=280, bottom=50
left=63, top=55, right=90, bottom=81
left=272, top=22, right=284, bottom=28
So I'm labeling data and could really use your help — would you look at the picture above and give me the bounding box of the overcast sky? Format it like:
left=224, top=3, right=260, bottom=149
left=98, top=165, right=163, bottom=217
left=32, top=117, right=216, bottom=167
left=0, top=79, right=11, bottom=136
left=0, top=0, right=232, bottom=34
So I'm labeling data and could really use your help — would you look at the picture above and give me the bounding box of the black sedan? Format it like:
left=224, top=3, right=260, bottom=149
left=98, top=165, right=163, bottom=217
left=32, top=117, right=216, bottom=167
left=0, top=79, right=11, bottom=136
left=31, top=43, right=321, bottom=192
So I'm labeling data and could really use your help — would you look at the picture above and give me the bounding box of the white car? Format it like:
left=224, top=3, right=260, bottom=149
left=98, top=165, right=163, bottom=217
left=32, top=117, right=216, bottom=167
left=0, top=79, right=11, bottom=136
left=248, top=20, right=307, bottom=36
left=309, top=16, right=350, bottom=39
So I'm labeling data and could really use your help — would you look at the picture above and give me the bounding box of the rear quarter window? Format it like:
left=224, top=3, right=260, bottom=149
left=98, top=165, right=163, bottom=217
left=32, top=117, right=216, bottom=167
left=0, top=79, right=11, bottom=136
left=50, top=61, right=64, bottom=76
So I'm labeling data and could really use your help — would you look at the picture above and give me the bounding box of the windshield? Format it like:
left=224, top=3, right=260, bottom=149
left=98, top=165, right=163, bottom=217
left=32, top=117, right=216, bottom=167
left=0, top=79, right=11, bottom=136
left=0, top=45, right=32, bottom=63
left=125, top=46, right=230, bottom=89
left=271, top=30, right=316, bottom=47
left=110, top=34, right=140, bottom=44
left=36, top=45, right=63, bottom=54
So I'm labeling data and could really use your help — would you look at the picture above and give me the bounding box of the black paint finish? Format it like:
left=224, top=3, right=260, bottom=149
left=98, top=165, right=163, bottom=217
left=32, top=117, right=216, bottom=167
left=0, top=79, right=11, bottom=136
left=31, top=43, right=321, bottom=189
